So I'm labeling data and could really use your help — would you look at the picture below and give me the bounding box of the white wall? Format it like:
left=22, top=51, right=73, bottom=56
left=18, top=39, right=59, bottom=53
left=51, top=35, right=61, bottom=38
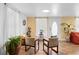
left=19, top=13, right=27, bottom=35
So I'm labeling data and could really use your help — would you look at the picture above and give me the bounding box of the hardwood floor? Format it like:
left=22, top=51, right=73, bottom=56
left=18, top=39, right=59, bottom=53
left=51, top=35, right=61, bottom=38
left=59, top=41, right=79, bottom=55
left=18, top=41, right=79, bottom=55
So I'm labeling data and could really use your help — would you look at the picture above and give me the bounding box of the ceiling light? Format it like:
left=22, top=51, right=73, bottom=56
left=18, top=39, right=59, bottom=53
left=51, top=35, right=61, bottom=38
left=52, top=8, right=57, bottom=15
left=52, top=4, right=59, bottom=15
left=42, top=10, right=50, bottom=13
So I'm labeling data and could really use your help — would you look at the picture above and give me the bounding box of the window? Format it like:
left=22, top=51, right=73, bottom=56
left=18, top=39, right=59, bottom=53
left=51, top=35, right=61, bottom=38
left=52, top=22, right=58, bottom=36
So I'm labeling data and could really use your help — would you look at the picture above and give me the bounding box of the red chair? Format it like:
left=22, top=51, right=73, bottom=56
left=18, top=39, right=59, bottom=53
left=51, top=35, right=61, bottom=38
left=70, top=32, right=79, bottom=44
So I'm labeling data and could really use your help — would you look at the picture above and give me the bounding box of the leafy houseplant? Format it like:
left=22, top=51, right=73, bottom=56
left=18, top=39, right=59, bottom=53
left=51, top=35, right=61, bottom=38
left=5, top=36, right=20, bottom=55
left=61, top=23, right=74, bottom=35
left=61, top=23, right=75, bottom=42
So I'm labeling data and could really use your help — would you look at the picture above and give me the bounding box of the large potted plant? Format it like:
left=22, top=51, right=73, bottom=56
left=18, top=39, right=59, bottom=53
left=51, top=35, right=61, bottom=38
left=5, top=36, right=21, bottom=55
left=61, top=23, right=75, bottom=42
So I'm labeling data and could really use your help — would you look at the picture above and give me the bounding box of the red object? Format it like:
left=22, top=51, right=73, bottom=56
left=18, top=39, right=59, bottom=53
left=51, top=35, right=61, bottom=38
left=70, top=32, right=79, bottom=44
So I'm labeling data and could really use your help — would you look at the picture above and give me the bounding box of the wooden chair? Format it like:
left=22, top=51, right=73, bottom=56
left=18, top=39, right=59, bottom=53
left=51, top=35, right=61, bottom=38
left=25, top=38, right=39, bottom=54
left=43, top=37, right=58, bottom=55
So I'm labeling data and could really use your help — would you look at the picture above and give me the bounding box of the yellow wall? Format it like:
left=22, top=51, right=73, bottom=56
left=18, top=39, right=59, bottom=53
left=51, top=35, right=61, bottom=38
left=27, top=17, right=36, bottom=38
left=60, top=16, right=75, bottom=41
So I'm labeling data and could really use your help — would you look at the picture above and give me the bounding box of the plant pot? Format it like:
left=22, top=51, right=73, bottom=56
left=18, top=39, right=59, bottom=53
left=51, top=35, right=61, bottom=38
left=15, top=45, right=21, bottom=55
left=5, top=36, right=21, bottom=55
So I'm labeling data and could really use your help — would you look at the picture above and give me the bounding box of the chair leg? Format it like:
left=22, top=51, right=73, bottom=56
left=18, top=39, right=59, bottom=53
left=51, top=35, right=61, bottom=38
left=38, top=40, right=39, bottom=50
left=25, top=45, right=27, bottom=51
left=43, top=39, right=44, bottom=51
left=34, top=46, right=36, bottom=54
left=57, top=46, right=58, bottom=54
left=47, top=47, right=49, bottom=55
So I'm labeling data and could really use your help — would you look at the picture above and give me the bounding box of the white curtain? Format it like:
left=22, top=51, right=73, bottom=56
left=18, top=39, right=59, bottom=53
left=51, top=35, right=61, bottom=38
left=36, top=18, right=47, bottom=38
left=52, top=22, right=58, bottom=36
left=47, top=17, right=60, bottom=39
left=6, top=7, right=26, bottom=40
left=0, top=4, right=26, bottom=46
left=75, top=17, right=79, bottom=32
left=0, top=4, right=5, bottom=46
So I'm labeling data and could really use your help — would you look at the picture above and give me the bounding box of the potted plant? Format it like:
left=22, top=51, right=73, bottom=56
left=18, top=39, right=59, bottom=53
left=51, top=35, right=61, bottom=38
left=61, top=23, right=75, bottom=42
left=5, top=36, right=21, bottom=55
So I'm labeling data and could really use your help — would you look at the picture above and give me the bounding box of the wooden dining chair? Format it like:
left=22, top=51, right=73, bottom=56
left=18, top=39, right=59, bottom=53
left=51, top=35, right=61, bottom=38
left=43, top=37, right=58, bottom=55
left=25, top=38, right=39, bottom=54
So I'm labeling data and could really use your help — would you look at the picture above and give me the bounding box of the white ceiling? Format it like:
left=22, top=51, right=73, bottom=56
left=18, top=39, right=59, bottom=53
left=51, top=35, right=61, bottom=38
left=7, top=3, right=79, bottom=17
